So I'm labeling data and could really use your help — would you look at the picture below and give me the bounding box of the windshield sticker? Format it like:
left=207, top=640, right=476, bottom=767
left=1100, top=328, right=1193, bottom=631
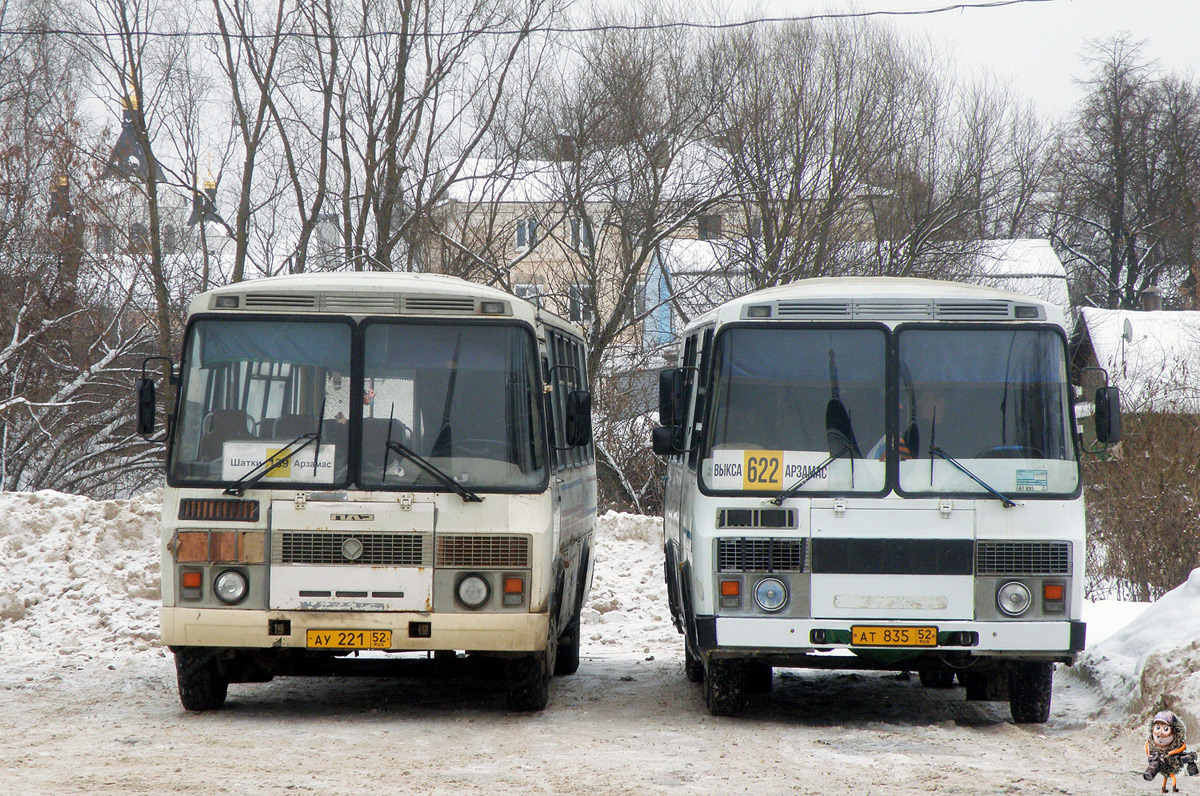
left=1015, top=469, right=1049, bottom=492
left=222, top=442, right=336, bottom=483
left=708, top=450, right=833, bottom=491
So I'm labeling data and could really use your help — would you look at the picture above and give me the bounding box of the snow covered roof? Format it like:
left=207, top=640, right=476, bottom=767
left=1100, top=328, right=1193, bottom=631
left=1080, top=306, right=1200, bottom=413
left=658, top=238, right=735, bottom=275
left=440, top=159, right=566, bottom=205
left=969, top=239, right=1072, bottom=321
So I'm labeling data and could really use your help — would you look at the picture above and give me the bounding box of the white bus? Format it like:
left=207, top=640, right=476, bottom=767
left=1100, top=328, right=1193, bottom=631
left=136, top=272, right=597, bottom=712
left=652, top=277, right=1121, bottom=722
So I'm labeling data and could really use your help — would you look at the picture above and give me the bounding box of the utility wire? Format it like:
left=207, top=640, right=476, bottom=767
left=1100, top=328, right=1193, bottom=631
left=1, top=0, right=1064, bottom=42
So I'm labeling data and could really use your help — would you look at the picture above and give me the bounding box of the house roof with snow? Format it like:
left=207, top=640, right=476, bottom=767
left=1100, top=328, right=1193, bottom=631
left=969, top=239, right=1072, bottom=321
left=1079, top=306, right=1200, bottom=413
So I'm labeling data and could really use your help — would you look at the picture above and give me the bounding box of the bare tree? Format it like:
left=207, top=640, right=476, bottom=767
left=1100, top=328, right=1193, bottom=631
left=1044, top=35, right=1200, bottom=309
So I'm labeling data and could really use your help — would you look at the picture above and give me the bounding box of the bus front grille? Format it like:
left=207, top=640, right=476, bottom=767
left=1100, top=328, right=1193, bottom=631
left=717, top=538, right=806, bottom=573
left=275, top=532, right=431, bottom=566
left=975, top=541, right=1071, bottom=575
left=436, top=535, right=530, bottom=568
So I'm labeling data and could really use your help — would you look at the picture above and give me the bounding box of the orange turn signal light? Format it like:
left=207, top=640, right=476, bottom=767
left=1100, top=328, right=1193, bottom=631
left=504, top=577, right=524, bottom=595
left=181, top=571, right=203, bottom=588
left=1043, top=583, right=1065, bottom=601
left=720, top=580, right=741, bottom=597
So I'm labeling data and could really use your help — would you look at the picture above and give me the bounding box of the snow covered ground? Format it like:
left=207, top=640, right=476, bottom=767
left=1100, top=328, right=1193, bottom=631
left=0, top=490, right=1189, bottom=795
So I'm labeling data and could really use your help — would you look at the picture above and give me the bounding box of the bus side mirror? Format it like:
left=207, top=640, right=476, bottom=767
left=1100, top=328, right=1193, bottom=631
left=1094, top=386, right=1121, bottom=444
left=136, top=377, right=156, bottom=437
left=565, top=390, right=592, bottom=447
left=658, top=368, right=676, bottom=426
left=652, top=425, right=675, bottom=457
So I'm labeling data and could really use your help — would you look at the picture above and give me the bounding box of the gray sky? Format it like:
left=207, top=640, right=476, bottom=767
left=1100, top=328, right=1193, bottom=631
left=738, top=0, right=1200, bottom=120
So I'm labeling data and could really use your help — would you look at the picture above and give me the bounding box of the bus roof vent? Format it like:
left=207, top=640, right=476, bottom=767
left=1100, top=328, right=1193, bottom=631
left=934, top=300, right=1012, bottom=320
left=775, top=301, right=852, bottom=319
left=402, top=295, right=478, bottom=315
left=243, top=293, right=318, bottom=309
left=852, top=300, right=934, bottom=320
left=321, top=293, right=401, bottom=314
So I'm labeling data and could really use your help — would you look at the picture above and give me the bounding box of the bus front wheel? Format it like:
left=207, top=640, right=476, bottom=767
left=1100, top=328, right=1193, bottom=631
left=507, top=652, right=551, bottom=712
left=175, top=648, right=229, bottom=711
left=1009, top=662, right=1053, bottom=724
left=704, top=658, right=748, bottom=717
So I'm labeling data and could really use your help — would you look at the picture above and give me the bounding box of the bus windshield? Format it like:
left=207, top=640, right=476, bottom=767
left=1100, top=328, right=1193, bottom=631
left=359, top=322, right=545, bottom=491
left=702, top=326, right=888, bottom=494
left=169, top=319, right=353, bottom=486
left=896, top=327, right=1078, bottom=497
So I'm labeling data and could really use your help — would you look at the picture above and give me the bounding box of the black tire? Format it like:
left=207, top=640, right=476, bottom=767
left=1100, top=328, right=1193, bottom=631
left=175, top=648, right=229, bottom=712
left=684, top=640, right=704, bottom=684
left=1009, top=662, right=1053, bottom=724
left=507, top=652, right=550, bottom=712
left=554, top=611, right=582, bottom=676
left=746, top=661, right=773, bottom=694
left=919, top=668, right=955, bottom=688
left=704, top=658, right=748, bottom=717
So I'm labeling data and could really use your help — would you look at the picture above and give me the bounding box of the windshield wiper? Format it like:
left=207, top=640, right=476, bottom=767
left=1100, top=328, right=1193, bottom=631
left=928, top=446, right=1017, bottom=508
left=771, top=443, right=852, bottom=506
left=223, top=432, right=318, bottom=497
left=385, top=439, right=483, bottom=503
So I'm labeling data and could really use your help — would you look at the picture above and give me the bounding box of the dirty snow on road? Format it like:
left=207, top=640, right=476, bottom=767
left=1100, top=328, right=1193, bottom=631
left=0, top=491, right=1184, bottom=795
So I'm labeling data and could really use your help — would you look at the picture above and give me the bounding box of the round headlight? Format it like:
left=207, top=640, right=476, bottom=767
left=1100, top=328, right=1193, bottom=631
left=997, top=581, right=1032, bottom=616
left=214, top=569, right=249, bottom=605
left=456, top=574, right=491, bottom=609
left=753, top=577, right=788, bottom=612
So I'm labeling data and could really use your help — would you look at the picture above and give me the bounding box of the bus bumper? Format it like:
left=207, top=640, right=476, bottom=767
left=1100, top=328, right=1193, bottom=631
left=705, top=616, right=1085, bottom=656
left=161, top=607, right=550, bottom=652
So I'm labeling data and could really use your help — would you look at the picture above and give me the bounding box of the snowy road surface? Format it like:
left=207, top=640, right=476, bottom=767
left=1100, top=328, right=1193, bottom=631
left=0, top=493, right=1159, bottom=794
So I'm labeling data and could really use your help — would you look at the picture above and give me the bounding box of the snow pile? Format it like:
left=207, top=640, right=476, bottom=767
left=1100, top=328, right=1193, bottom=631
left=582, top=511, right=679, bottom=655
left=0, top=490, right=162, bottom=662
left=1076, top=568, right=1200, bottom=726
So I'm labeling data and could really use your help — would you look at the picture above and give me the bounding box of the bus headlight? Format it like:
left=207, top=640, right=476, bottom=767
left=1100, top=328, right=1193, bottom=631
left=753, top=578, right=788, bottom=612
left=997, top=581, right=1032, bottom=616
left=455, top=574, right=491, bottom=609
left=213, top=569, right=249, bottom=605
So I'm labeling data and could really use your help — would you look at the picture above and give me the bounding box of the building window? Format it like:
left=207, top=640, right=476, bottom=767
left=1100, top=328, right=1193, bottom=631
left=516, top=217, right=538, bottom=249
left=698, top=214, right=722, bottom=241
left=747, top=215, right=762, bottom=238
left=569, top=283, right=594, bottom=325
left=514, top=282, right=544, bottom=308
left=570, top=217, right=593, bottom=251
left=626, top=278, right=648, bottom=322
left=95, top=225, right=115, bottom=254
left=129, top=222, right=150, bottom=252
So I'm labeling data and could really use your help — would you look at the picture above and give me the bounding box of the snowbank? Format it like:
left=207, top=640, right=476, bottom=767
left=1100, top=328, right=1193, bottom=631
left=0, top=490, right=162, bottom=664
left=1076, top=568, right=1200, bottom=726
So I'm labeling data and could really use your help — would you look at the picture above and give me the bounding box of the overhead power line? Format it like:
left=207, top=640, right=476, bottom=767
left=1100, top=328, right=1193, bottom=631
left=2, top=0, right=1063, bottom=42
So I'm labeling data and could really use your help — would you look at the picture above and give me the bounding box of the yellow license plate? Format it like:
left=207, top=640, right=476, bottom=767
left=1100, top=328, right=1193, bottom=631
left=306, top=629, right=392, bottom=650
left=851, top=626, right=938, bottom=647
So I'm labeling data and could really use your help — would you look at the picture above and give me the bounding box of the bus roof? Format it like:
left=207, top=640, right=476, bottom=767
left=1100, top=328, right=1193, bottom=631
left=190, top=272, right=583, bottom=338
left=685, top=276, right=1069, bottom=333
